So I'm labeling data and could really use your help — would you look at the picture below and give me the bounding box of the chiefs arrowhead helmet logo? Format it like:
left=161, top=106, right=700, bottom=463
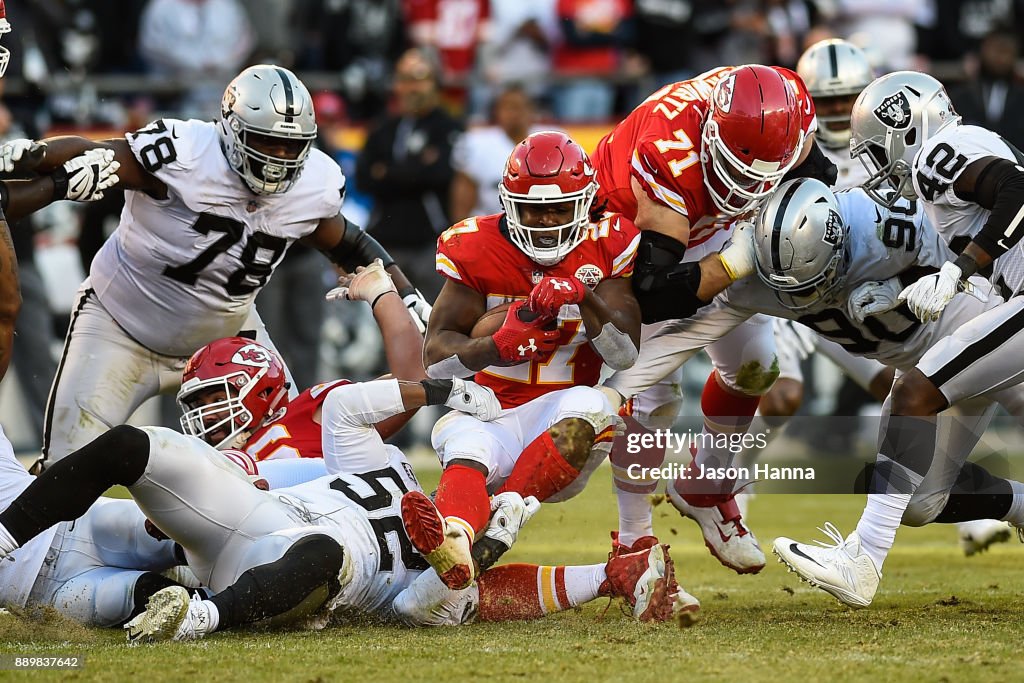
left=715, top=73, right=737, bottom=114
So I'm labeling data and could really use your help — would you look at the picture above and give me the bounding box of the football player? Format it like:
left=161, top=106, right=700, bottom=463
left=0, top=377, right=689, bottom=639
left=414, top=130, right=646, bottom=590
left=0, top=2, right=184, bottom=628
left=2, top=64, right=430, bottom=474
left=775, top=71, right=1024, bottom=607
left=593, top=65, right=824, bottom=573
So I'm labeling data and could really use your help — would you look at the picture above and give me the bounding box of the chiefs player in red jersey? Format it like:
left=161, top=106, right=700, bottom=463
left=592, top=65, right=836, bottom=575
left=403, top=130, right=656, bottom=590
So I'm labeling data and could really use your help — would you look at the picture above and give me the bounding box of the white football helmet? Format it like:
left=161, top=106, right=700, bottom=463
left=753, top=178, right=848, bottom=311
left=797, top=39, right=873, bottom=150
left=219, top=65, right=318, bottom=195
left=850, top=71, right=961, bottom=209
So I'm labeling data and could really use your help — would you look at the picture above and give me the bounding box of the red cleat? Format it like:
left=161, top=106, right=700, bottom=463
left=400, top=491, right=475, bottom=589
left=600, top=543, right=699, bottom=622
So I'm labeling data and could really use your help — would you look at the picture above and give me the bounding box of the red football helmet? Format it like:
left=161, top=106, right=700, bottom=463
left=0, top=1, right=12, bottom=79
left=701, top=65, right=805, bottom=215
left=499, top=130, right=598, bottom=266
left=177, top=337, right=290, bottom=450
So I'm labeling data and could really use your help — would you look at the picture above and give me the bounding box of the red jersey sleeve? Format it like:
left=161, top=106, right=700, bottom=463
left=435, top=214, right=506, bottom=293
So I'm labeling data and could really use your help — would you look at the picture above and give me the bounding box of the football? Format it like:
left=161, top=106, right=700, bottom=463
left=469, top=302, right=555, bottom=338
left=470, top=302, right=513, bottom=338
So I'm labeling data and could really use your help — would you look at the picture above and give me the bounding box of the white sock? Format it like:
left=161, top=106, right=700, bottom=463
left=1002, top=480, right=1024, bottom=526
left=0, top=522, right=19, bottom=557
left=855, top=493, right=911, bottom=570
left=561, top=564, right=606, bottom=606
left=615, top=490, right=654, bottom=546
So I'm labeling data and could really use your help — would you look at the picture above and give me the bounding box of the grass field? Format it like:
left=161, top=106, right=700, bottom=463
left=1, top=464, right=1022, bottom=683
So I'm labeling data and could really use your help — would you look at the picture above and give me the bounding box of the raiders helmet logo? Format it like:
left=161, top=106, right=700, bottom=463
left=715, top=73, right=736, bottom=114
left=574, top=264, right=604, bottom=287
left=232, top=345, right=271, bottom=368
left=821, top=210, right=843, bottom=246
left=223, top=85, right=238, bottom=114
left=873, top=92, right=912, bottom=130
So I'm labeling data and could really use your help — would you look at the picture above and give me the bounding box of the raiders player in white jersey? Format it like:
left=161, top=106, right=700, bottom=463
left=4, top=65, right=430, bottom=473
left=759, top=39, right=889, bottom=425
left=775, top=72, right=1024, bottom=607
left=609, top=178, right=1024, bottom=579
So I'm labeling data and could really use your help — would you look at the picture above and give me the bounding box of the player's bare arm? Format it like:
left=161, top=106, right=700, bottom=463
left=948, top=155, right=1024, bottom=276
left=301, top=212, right=417, bottom=295
left=423, top=278, right=499, bottom=373
left=27, top=136, right=167, bottom=196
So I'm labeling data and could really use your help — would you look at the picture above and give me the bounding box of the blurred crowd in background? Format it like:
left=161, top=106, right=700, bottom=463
left=2, top=0, right=1024, bottom=452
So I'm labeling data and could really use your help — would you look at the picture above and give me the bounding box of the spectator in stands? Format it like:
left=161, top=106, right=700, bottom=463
left=356, top=48, right=462, bottom=302
left=831, top=0, right=930, bottom=71
left=921, top=0, right=1024, bottom=63
left=449, top=85, right=540, bottom=222
left=552, top=0, right=634, bottom=122
left=473, top=0, right=559, bottom=120
left=948, top=26, right=1024, bottom=150
left=295, top=0, right=406, bottom=121
left=138, top=0, right=254, bottom=118
left=405, top=0, right=490, bottom=110
left=632, top=0, right=700, bottom=88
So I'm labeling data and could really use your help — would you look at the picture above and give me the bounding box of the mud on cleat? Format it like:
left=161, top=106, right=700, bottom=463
left=609, top=530, right=659, bottom=558
left=600, top=543, right=693, bottom=622
left=401, top=491, right=476, bottom=589
left=125, top=586, right=213, bottom=643
left=667, top=483, right=765, bottom=574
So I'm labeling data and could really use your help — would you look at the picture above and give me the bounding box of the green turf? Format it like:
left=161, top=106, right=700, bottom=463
left=2, top=466, right=1021, bottom=683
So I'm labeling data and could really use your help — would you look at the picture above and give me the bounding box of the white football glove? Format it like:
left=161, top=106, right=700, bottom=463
left=483, top=491, right=541, bottom=548
left=771, top=317, right=818, bottom=361
left=325, top=258, right=397, bottom=304
left=848, top=278, right=903, bottom=323
left=718, top=220, right=757, bottom=281
left=402, top=288, right=432, bottom=334
left=0, top=138, right=44, bottom=173
left=57, top=148, right=120, bottom=202
left=443, top=377, right=503, bottom=421
left=898, top=261, right=987, bottom=323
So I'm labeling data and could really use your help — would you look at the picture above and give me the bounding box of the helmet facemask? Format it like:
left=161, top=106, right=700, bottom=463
left=852, top=136, right=914, bottom=209
left=178, top=368, right=269, bottom=450
left=702, top=118, right=803, bottom=216
left=223, top=116, right=315, bottom=195
left=761, top=247, right=849, bottom=312
left=499, top=178, right=596, bottom=266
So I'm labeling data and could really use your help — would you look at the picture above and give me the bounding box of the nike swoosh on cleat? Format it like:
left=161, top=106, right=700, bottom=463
left=788, top=543, right=826, bottom=569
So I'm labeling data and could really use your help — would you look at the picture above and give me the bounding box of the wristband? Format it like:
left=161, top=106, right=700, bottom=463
left=50, top=166, right=69, bottom=202
left=421, top=378, right=454, bottom=405
left=953, top=253, right=979, bottom=280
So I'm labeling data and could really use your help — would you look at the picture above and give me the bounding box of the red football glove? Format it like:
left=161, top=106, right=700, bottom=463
left=528, top=276, right=586, bottom=318
left=491, top=301, right=560, bottom=364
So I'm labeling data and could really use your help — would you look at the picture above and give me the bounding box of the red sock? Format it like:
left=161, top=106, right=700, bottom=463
left=700, top=370, right=761, bottom=434
left=478, top=564, right=603, bottom=621
left=497, top=432, right=580, bottom=501
left=434, top=464, right=490, bottom=535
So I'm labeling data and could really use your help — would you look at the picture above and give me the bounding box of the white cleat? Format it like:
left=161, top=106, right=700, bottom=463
left=667, top=486, right=765, bottom=574
left=957, top=519, right=1012, bottom=556
left=125, top=586, right=213, bottom=643
left=773, top=523, right=880, bottom=608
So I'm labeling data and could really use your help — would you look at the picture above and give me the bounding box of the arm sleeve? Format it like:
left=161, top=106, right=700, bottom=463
left=320, top=380, right=405, bottom=475
left=968, top=158, right=1024, bottom=258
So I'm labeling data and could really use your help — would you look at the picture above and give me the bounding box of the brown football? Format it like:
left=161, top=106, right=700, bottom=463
left=470, top=302, right=557, bottom=338
left=470, top=303, right=513, bottom=338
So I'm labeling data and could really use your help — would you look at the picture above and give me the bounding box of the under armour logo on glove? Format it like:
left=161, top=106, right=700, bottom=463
left=528, top=275, right=586, bottom=318
left=517, top=339, right=538, bottom=357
